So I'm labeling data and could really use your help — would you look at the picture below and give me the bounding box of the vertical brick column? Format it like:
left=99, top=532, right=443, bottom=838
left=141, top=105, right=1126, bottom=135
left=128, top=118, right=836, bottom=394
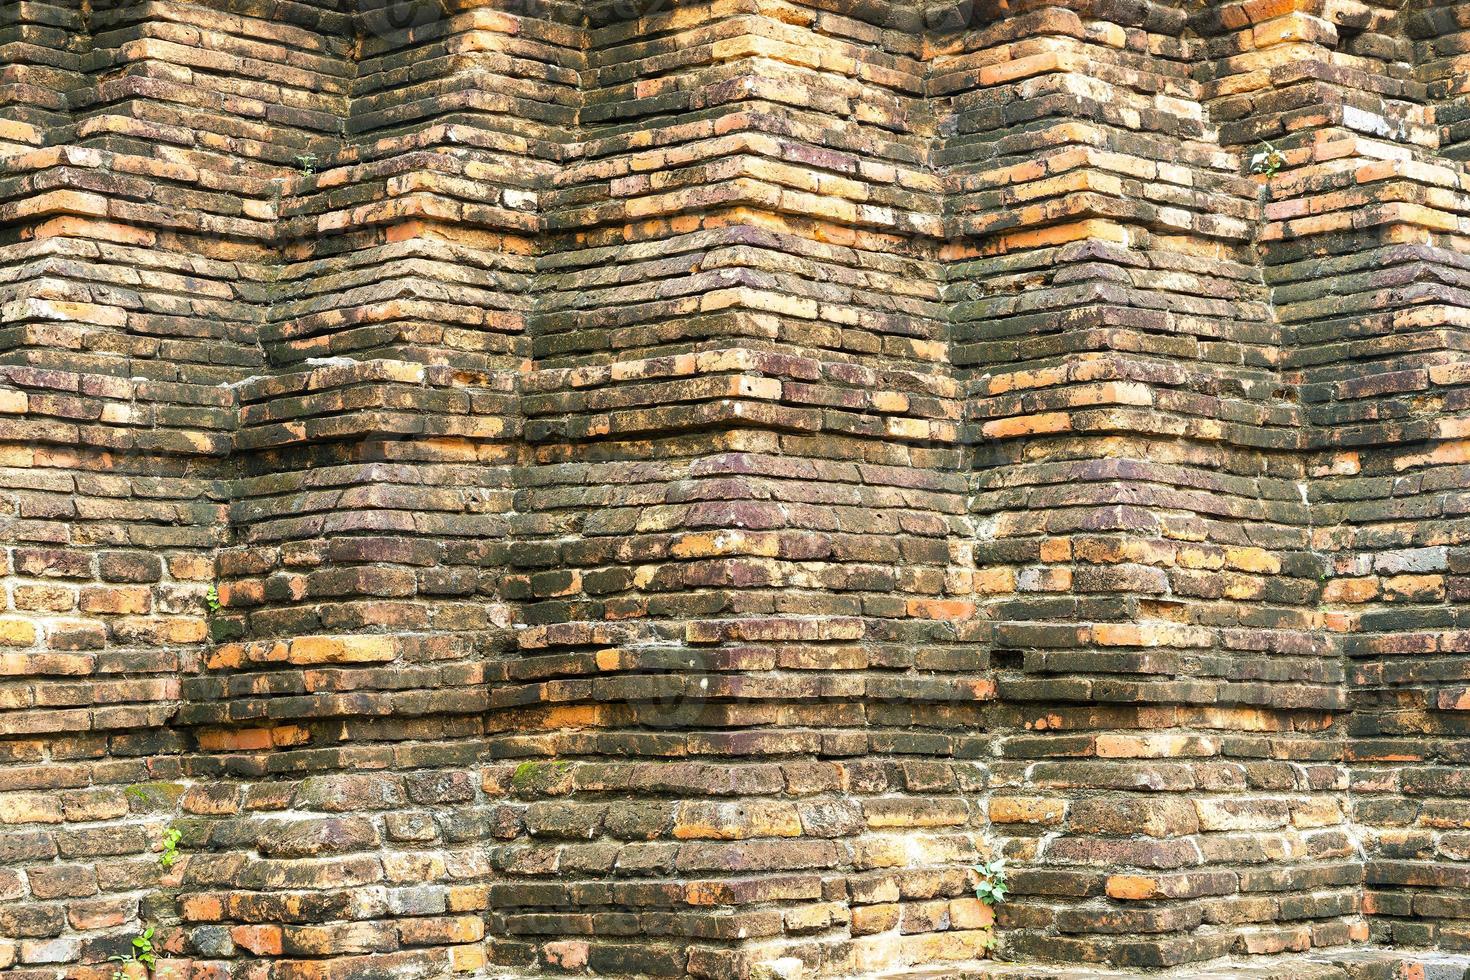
left=484, top=4, right=993, bottom=976
left=170, top=3, right=574, bottom=977
left=936, top=0, right=1353, bottom=966
left=0, top=0, right=281, bottom=973
left=1233, top=0, right=1470, bottom=953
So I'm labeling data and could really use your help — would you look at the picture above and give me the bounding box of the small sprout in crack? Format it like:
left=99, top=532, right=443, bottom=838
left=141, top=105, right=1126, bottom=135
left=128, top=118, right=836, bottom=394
left=296, top=153, right=318, bottom=176
left=973, top=858, right=1009, bottom=906
left=158, top=827, right=182, bottom=871
left=109, top=926, right=157, bottom=977
left=204, top=585, right=221, bottom=613
left=1249, top=141, right=1285, bottom=178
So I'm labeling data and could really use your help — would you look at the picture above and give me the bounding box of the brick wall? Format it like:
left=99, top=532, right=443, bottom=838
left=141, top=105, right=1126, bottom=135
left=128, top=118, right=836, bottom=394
left=2, top=0, right=1470, bottom=978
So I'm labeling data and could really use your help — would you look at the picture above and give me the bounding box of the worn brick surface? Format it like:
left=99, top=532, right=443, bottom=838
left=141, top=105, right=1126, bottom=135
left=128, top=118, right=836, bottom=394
left=1, top=1, right=1469, bottom=978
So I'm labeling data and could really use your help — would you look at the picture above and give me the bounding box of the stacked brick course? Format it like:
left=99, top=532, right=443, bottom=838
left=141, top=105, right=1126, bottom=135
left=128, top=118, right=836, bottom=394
left=3, top=0, right=1470, bottom=978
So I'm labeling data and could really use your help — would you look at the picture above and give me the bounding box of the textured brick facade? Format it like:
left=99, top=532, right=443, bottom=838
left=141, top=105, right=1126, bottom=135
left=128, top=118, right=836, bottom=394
left=3, top=0, right=1470, bottom=977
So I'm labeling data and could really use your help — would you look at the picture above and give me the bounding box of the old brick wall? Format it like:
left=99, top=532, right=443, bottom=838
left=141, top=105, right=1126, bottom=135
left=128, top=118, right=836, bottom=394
left=3, top=0, right=1470, bottom=978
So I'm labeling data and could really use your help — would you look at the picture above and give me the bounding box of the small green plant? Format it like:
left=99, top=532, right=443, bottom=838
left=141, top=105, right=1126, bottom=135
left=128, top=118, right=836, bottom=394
left=157, top=827, right=182, bottom=871
left=1249, top=140, right=1285, bottom=177
left=973, top=858, right=1009, bottom=906
left=296, top=153, right=317, bottom=176
left=203, top=585, right=221, bottom=613
left=109, top=926, right=157, bottom=978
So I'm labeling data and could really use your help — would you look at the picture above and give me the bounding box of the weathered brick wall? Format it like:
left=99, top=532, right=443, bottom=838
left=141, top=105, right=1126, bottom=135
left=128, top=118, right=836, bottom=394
left=3, top=1, right=1470, bottom=978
